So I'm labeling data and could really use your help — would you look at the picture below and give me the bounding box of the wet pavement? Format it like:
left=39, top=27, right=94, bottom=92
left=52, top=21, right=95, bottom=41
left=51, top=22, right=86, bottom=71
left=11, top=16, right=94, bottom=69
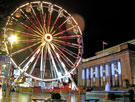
left=0, top=88, right=85, bottom=102
left=0, top=87, right=134, bottom=102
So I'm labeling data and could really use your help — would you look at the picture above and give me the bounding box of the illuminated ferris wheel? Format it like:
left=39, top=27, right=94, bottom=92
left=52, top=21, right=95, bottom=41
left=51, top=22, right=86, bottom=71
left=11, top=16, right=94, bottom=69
left=4, top=1, right=83, bottom=83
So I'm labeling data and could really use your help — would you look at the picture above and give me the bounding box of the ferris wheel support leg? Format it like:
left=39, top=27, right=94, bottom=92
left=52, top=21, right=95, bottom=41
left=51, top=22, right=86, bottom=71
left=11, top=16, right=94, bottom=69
left=68, top=74, right=78, bottom=91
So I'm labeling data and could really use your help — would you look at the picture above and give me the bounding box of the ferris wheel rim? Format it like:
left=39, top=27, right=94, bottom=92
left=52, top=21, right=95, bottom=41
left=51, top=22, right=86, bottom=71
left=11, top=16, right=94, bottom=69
left=4, top=1, right=83, bottom=82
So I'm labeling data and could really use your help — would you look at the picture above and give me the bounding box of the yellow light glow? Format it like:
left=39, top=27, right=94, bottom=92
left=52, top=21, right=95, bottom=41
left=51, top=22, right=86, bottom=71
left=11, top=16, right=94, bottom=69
left=26, top=5, right=31, bottom=13
left=8, top=35, right=18, bottom=43
left=2, top=64, right=6, bottom=68
left=15, top=11, right=21, bottom=18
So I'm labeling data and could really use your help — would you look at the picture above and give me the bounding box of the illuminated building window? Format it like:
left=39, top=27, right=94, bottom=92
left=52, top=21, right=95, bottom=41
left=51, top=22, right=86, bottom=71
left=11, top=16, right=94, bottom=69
left=118, top=61, right=122, bottom=74
left=86, top=68, right=89, bottom=79
left=95, top=67, right=98, bottom=78
left=100, top=65, right=103, bottom=77
left=111, top=63, right=115, bottom=75
left=82, top=69, right=85, bottom=79
left=91, top=68, right=93, bottom=78
left=105, top=64, right=109, bottom=76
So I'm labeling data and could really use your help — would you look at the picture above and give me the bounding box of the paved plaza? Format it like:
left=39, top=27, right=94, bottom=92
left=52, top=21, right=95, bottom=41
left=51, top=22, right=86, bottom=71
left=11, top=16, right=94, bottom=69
left=0, top=88, right=85, bottom=102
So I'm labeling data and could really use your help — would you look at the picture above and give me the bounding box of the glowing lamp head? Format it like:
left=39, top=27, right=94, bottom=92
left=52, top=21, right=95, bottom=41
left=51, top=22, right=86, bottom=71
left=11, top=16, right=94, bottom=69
left=44, top=34, right=53, bottom=42
left=2, top=64, right=6, bottom=68
left=8, top=35, right=18, bottom=43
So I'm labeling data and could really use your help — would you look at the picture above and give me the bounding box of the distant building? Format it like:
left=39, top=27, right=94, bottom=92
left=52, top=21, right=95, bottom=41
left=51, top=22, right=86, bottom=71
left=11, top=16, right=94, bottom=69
left=77, top=39, right=135, bottom=88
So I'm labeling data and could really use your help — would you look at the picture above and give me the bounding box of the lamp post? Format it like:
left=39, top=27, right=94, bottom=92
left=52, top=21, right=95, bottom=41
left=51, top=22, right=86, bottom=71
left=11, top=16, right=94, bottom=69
left=4, top=35, right=18, bottom=97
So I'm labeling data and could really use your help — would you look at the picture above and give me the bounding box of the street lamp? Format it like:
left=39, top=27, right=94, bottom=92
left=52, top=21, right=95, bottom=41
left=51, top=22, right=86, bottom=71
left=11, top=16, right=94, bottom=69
left=3, top=35, right=18, bottom=97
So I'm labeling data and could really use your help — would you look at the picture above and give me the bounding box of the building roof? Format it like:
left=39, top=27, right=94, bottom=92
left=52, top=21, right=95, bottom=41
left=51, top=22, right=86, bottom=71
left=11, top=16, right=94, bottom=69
left=82, top=39, right=135, bottom=62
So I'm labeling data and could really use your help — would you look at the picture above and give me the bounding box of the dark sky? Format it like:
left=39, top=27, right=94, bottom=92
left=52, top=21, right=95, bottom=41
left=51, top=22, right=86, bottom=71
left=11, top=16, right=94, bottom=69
left=0, top=0, right=135, bottom=58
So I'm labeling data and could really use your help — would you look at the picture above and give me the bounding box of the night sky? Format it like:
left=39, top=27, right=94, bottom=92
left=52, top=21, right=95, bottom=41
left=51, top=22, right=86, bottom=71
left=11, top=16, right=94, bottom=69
left=0, top=0, right=135, bottom=58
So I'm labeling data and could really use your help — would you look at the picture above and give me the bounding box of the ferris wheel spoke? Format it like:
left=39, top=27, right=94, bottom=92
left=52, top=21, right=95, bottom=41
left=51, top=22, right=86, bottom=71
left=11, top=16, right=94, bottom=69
left=54, top=35, right=81, bottom=40
left=53, top=25, right=77, bottom=37
left=47, top=13, right=52, bottom=33
left=18, top=43, right=43, bottom=67
left=43, top=44, right=48, bottom=77
left=49, top=9, right=64, bottom=33
left=29, top=11, right=41, bottom=30
left=51, top=43, right=74, bottom=67
left=19, top=33, right=41, bottom=38
left=49, top=55, right=57, bottom=79
left=52, top=42, right=79, bottom=58
left=20, top=42, right=46, bottom=71
left=49, top=15, right=58, bottom=33
left=22, top=22, right=42, bottom=36
left=47, top=4, right=54, bottom=33
left=50, top=44, right=68, bottom=74
left=41, top=2, right=44, bottom=14
left=53, top=39, right=81, bottom=49
left=51, top=50, right=65, bottom=76
left=53, top=54, right=66, bottom=75
left=40, top=46, right=45, bottom=79
left=21, top=46, right=41, bottom=72
left=42, top=13, right=47, bottom=34
left=18, top=38, right=40, bottom=43
left=29, top=51, right=41, bottom=75
left=58, top=16, right=71, bottom=29
left=40, top=13, right=45, bottom=30
left=12, top=17, right=42, bottom=36
left=19, top=32, right=39, bottom=38
left=30, top=10, right=47, bottom=35
left=40, top=2, right=45, bottom=27
left=48, top=45, right=61, bottom=78
left=49, top=57, right=57, bottom=79
left=20, top=9, right=44, bottom=35
left=6, top=28, right=40, bottom=38
left=11, top=41, right=41, bottom=56
left=31, top=4, right=44, bottom=33
left=55, top=48, right=74, bottom=69
left=51, top=18, right=68, bottom=35
left=54, top=9, right=63, bottom=27
left=51, top=16, right=73, bottom=35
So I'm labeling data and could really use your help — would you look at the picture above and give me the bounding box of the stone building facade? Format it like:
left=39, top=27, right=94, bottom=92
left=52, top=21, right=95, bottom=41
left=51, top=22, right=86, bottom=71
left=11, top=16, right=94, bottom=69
left=77, top=40, right=135, bottom=88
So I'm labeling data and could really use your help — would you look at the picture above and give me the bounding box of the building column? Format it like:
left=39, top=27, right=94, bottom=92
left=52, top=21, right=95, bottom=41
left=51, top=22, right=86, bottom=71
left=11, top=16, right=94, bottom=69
left=91, top=78, right=93, bottom=87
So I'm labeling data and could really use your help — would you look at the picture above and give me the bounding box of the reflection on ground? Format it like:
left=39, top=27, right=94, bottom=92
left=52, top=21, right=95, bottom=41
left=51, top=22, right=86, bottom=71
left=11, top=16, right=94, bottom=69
left=0, top=88, right=85, bottom=102
left=0, top=88, right=132, bottom=102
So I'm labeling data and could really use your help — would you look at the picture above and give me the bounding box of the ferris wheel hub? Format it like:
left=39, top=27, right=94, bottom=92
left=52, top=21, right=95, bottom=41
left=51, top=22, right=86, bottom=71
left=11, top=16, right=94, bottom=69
left=44, top=33, right=53, bottom=42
